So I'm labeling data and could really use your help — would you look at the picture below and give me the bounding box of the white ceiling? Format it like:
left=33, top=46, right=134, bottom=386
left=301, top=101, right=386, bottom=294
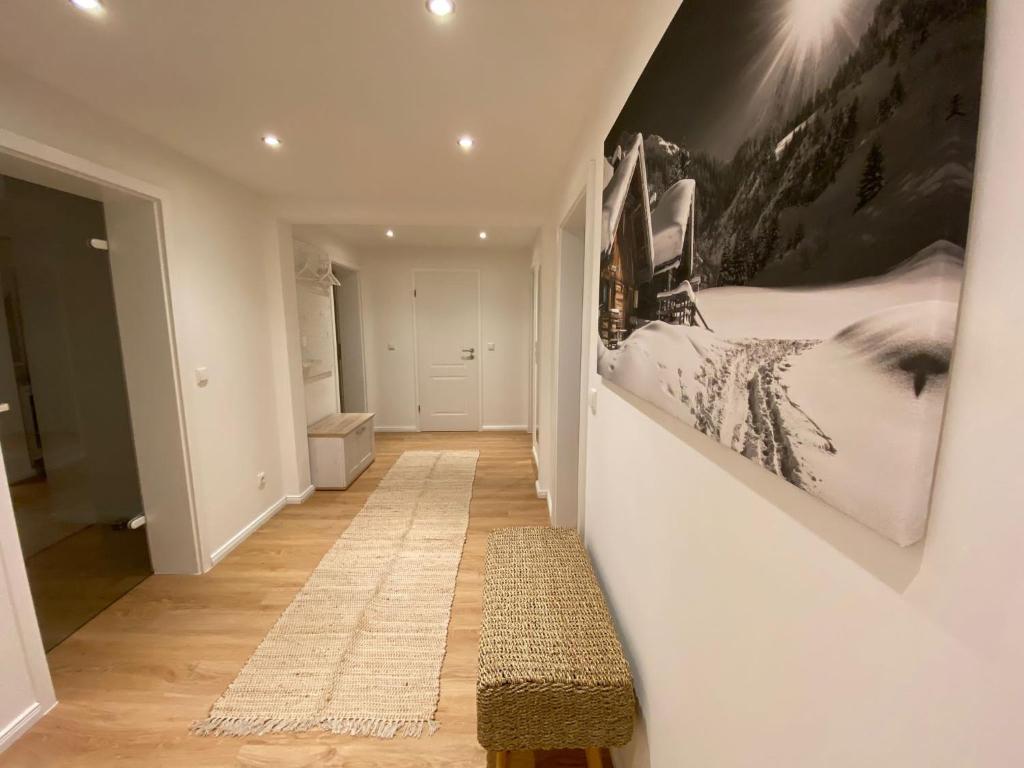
left=320, top=224, right=538, bottom=251
left=0, top=0, right=664, bottom=240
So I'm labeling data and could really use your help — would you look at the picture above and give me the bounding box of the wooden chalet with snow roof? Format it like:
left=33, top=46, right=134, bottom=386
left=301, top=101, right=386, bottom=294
left=649, top=178, right=710, bottom=329
left=599, top=133, right=655, bottom=347
left=650, top=178, right=696, bottom=292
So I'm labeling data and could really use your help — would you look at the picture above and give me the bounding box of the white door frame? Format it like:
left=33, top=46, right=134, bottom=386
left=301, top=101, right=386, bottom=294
left=0, top=130, right=201, bottom=571
left=552, top=186, right=589, bottom=531
left=578, top=160, right=602, bottom=539
left=411, top=268, right=483, bottom=432
left=0, top=129, right=203, bottom=746
left=530, top=263, right=541, bottom=463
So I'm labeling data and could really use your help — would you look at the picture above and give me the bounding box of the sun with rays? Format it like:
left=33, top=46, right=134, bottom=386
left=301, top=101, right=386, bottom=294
left=749, top=0, right=863, bottom=127
left=783, top=0, right=854, bottom=58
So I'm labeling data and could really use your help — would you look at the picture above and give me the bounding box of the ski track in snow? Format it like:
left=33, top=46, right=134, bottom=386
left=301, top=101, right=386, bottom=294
left=600, top=328, right=839, bottom=494
left=684, top=338, right=834, bottom=490
left=596, top=241, right=964, bottom=546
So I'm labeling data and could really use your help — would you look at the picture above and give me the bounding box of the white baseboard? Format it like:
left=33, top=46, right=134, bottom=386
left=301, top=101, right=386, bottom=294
left=374, top=425, right=418, bottom=433
left=481, top=425, right=529, bottom=432
left=535, top=481, right=554, bottom=523
left=209, top=495, right=287, bottom=567
left=285, top=484, right=315, bottom=504
left=0, top=700, right=54, bottom=753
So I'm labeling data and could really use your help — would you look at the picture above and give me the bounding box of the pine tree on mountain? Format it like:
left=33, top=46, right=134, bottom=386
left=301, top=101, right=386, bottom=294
left=877, top=95, right=894, bottom=124
left=720, top=233, right=755, bottom=286
left=754, top=215, right=780, bottom=273
left=844, top=99, right=859, bottom=141
left=946, top=93, right=966, bottom=120
left=891, top=73, right=906, bottom=106
left=879, top=73, right=907, bottom=124
left=887, top=30, right=903, bottom=65
left=718, top=249, right=744, bottom=286
left=855, top=142, right=886, bottom=211
left=790, top=220, right=806, bottom=251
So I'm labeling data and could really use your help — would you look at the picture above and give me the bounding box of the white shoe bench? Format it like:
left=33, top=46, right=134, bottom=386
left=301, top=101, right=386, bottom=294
left=307, top=412, right=376, bottom=489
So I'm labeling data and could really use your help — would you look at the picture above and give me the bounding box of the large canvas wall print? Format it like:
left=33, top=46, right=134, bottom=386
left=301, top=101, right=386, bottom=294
left=598, top=0, right=986, bottom=546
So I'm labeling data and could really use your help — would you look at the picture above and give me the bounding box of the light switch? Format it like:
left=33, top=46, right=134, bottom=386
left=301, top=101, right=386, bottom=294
left=487, top=342, right=496, bottom=351
left=589, top=387, right=598, bottom=415
left=195, top=366, right=209, bottom=387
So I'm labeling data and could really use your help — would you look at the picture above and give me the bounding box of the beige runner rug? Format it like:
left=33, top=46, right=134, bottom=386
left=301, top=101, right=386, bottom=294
left=193, top=449, right=478, bottom=738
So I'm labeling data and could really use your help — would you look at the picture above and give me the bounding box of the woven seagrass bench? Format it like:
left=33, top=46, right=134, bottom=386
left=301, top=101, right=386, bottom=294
left=477, top=527, right=635, bottom=768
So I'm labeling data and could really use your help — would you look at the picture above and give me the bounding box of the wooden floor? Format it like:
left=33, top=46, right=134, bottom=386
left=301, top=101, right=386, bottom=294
left=1, top=433, right=602, bottom=767
left=12, top=477, right=153, bottom=650
left=26, top=523, right=151, bottom=650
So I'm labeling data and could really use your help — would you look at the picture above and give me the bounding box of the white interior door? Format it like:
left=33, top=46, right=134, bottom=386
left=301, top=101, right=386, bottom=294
left=414, top=270, right=480, bottom=431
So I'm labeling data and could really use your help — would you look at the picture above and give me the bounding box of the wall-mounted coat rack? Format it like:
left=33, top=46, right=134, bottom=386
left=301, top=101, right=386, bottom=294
left=294, top=240, right=342, bottom=288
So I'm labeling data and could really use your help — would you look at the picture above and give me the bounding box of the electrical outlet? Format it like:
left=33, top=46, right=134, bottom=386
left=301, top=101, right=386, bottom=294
left=256, top=471, right=266, bottom=489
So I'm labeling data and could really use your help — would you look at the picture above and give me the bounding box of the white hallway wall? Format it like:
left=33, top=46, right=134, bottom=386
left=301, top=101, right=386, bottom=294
left=0, top=61, right=312, bottom=748
left=0, top=64, right=308, bottom=565
left=359, top=247, right=531, bottom=431
left=534, top=1, right=1024, bottom=766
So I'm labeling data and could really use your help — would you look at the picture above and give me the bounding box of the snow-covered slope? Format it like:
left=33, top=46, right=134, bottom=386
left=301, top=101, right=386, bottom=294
left=698, top=240, right=963, bottom=338
left=773, top=113, right=815, bottom=159
left=782, top=299, right=957, bottom=545
left=597, top=241, right=962, bottom=545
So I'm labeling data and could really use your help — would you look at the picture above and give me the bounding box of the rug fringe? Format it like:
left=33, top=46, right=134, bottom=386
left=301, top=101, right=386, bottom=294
left=190, top=716, right=441, bottom=739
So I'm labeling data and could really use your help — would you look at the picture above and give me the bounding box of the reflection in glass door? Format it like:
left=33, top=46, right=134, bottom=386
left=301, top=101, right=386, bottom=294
left=0, top=175, right=151, bottom=651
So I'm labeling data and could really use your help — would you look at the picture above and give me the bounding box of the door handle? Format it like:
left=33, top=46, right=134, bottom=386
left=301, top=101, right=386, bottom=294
left=461, top=348, right=475, bottom=353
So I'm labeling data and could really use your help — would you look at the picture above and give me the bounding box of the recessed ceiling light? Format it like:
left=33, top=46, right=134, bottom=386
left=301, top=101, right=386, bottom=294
left=458, top=135, right=475, bottom=151
left=479, top=231, right=488, bottom=240
left=70, top=0, right=104, bottom=13
left=262, top=134, right=282, bottom=148
left=385, top=229, right=395, bottom=238
left=426, top=0, right=455, bottom=17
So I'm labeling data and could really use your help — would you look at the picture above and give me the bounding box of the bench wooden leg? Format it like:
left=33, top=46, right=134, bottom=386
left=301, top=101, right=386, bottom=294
left=489, top=749, right=533, bottom=767
left=584, top=747, right=603, bottom=768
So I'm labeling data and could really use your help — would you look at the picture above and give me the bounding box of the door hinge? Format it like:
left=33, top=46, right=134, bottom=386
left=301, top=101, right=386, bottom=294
left=413, top=289, right=417, bottom=298
left=418, top=404, right=421, bottom=413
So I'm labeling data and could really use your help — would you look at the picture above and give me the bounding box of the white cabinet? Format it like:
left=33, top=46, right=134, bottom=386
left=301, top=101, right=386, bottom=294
left=307, top=412, right=375, bottom=490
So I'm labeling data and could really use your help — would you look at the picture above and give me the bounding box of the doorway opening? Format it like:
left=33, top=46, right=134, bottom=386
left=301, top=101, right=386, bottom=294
left=0, top=175, right=149, bottom=650
left=0, top=133, right=200, bottom=685
left=552, top=191, right=587, bottom=529
left=332, top=264, right=368, bottom=413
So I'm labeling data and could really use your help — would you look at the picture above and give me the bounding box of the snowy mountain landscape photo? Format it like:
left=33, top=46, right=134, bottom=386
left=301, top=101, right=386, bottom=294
left=598, top=0, right=986, bottom=546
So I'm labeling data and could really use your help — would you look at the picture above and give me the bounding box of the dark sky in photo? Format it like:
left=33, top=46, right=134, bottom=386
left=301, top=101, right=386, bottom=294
left=607, top=0, right=882, bottom=162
